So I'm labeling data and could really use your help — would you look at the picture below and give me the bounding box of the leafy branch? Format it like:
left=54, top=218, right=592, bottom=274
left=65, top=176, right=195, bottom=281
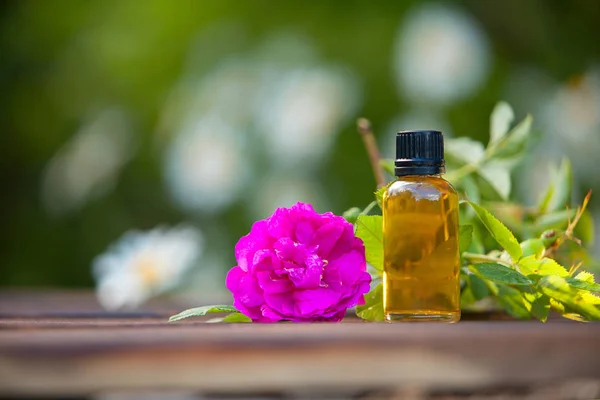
left=445, top=102, right=532, bottom=185
left=353, top=102, right=599, bottom=322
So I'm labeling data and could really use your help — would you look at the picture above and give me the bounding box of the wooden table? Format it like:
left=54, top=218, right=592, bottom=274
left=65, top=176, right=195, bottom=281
left=1, top=290, right=599, bottom=399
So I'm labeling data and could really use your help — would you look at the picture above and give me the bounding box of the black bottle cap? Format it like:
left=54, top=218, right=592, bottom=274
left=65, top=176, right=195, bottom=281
left=395, top=130, right=445, bottom=176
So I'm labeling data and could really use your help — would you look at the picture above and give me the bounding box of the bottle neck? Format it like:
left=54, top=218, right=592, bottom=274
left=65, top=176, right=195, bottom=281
left=396, top=174, right=444, bottom=180
left=394, top=164, right=445, bottom=177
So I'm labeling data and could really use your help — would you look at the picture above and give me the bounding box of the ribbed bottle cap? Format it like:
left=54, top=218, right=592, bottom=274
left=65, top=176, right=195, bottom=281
left=395, top=130, right=445, bottom=176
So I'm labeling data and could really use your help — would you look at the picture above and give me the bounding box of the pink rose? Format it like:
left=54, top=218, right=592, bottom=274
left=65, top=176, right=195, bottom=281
left=226, top=203, right=371, bottom=322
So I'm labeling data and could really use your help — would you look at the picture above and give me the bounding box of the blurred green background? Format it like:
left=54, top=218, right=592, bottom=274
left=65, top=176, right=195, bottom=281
left=1, top=0, right=600, bottom=295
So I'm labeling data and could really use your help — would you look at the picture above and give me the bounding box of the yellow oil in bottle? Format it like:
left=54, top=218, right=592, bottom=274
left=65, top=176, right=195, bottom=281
left=383, top=130, right=460, bottom=322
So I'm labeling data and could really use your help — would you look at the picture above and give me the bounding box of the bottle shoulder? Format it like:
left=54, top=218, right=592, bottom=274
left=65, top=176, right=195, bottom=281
left=385, top=176, right=457, bottom=199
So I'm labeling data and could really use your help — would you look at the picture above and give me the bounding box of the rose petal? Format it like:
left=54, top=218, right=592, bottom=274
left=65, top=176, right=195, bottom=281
left=294, top=288, right=342, bottom=316
left=284, top=254, right=322, bottom=289
left=267, top=208, right=291, bottom=239
left=329, top=229, right=363, bottom=261
left=256, top=270, right=293, bottom=294
left=252, top=249, right=273, bottom=271
left=260, top=304, right=284, bottom=322
left=321, top=310, right=346, bottom=322
left=294, top=221, right=315, bottom=244
left=310, top=222, right=345, bottom=258
left=235, top=220, right=271, bottom=272
left=273, top=238, right=307, bottom=265
left=330, top=250, right=367, bottom=285
left=227, top=268, right=264, bottom=308
left=292, top=202, right=315, bottom=214
left=264, top=292, right=297, bottom=317
left=225, top=266, right=244, bottom=293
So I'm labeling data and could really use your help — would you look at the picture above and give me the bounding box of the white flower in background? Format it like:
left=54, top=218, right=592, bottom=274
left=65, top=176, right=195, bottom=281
left=394, top=3, right=491, bottom=105
left=508, top=66, right=600, bottom=203
left=506, top=65, right=600, bottom=260
left=164, top=116, right=250, bottom=213
left=381, top=109, right=452, bottom=158
left=93, top=225, right=202, bottom=310
left=41, top=108, right=135, bottom=216
left=159, top=59, right=264, bottom=139
left=159, top=33, right=361, bottom=214
left=542, top=67, right=600, bottom=156
left=539, top=66, right=600, bottom=197
left=256, top=67, right=361, bottom=168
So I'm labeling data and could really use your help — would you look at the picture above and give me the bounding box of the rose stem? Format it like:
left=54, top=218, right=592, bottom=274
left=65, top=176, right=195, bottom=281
left=357, top=118, right=386, bottom=189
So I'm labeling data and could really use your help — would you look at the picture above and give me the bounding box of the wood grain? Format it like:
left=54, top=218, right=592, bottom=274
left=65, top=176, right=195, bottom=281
left=0, top=291, right=599, bottom=397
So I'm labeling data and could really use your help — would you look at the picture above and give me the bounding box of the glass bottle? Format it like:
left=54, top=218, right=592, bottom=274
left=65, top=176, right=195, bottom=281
left=383, top=130, right=460, bottom=322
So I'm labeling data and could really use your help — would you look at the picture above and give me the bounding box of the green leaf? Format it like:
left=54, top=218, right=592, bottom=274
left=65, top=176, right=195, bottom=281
left=468, top=202, right=523, bottom=261
left=460, top=270, right=476, bottom=306
left=496, top=284, right=531, bottom=319
left=445, top=137, right=485, bottom=165
left=461, top=175, right=480, bottom=203
left=516, top=255, right=538, bottom=275
left=469, top=228, right=486, bottom=254
left=550, top=297, right=586, bottom=322
left=489, top=102, right=515, bottom=145
left=380, top=159, right=395, bottom=176
left=478, top=162, right=511, bottom=200
left=474, top=174, right=505, bottom=201
left=518, top=257, right=569, bottom=278
left=469, top=274, right=490, bottom=300
left=549, top=297, right=597, bottom=322
left=459, top=225, right=473, bottom=254
left=562, top=313, right=587, bottom=322
left=356, top=283, right=384, bottom=321
left=547, top=158, right=572, bottom=212
left=168, top=305, right=239, bottom=322
left=222, top=313, right=252, bottom=323
left=530, top=294, right=550, bottom=322
left=536, top=258, right=570, bottom=277
left=355, top=215, right=383, bottom=272
left=549, top=297, right=565, bottom=314
left=460, top=286, right=476, bottom=306
left=566, top=278, right=600, bottom=293
left=470, top=262, right=533, bottom=286
left=581, top=292, right=600, bottom=305
left=484, top=202, right=525, bottom=237
left=538, top=183, right=555, bottom=215
left=574, top=271, right=595, bottom=283
left=494, top=114, right=533, bottom=158
left=538, top=275, right=600, bottom=321
left=343, top=207, right=362, bottom=224
left=520, top=239, right=545, bottom=260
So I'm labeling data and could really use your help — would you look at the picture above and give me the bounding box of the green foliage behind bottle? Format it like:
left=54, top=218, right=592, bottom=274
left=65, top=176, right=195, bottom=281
left=354, top=102, right=600, bottom=322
